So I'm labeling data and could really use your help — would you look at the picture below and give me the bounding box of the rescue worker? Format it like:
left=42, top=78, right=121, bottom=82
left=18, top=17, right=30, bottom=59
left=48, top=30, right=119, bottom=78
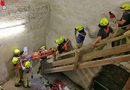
left=112, top=3, right=130, bottom=47
left=116, top=3, right=130, bottom=30
left=55, top=37, right=69, bottom=54
left=21, top=60, right=32, bottom=88
left=93, top=17, right=114, bottom=50
left=75, top=25, right=86, bottom=49
left=39, top=45, right=46, bottom=52
left=37, top=46, right=48, bottom=74
left=12, top=57, right=23, bottom=87
left=13, top=49, right=24, bottom=57
left=31, top=45, right=53, bottom=74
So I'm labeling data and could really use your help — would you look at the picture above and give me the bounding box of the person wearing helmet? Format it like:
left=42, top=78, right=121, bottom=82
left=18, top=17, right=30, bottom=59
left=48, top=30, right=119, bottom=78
left=75, top=25, right=86, bottom=48
left=112, top=3, right=130, bottom=47
left=39, top=45, right=46, bottom=52
left=22, top=60, right=32, bottom=88
left=13, top=49, right=24, bottom=57
left=93, top=17, right=113, bottom=50
left=116, top=3, right=130, bottom=30
left=55, top=37, right=69, bottom=54
left=12, top=57, right=23, bottom=87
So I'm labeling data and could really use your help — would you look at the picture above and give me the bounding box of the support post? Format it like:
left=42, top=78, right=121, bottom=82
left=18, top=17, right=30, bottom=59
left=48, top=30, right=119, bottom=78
left=74, top=51, right=80, bottom=71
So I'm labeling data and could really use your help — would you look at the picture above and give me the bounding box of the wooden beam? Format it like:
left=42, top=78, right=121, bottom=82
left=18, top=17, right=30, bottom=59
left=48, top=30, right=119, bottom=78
left=44, top=54, right=130, bottom=73
left=74, top=51, right=80, bottom=70
left=96, top=33, right=130, bottom=46
left=49, top=57, right=75, bottom=67
left=48, top=43, right=130, bottom=67
left=82, top=43, right=130, bottom=62
left=79, top=54, right=130, bottom=69
left=44, top=64, right=74, bottom=73
left=123, top=77, right=130, bottom=90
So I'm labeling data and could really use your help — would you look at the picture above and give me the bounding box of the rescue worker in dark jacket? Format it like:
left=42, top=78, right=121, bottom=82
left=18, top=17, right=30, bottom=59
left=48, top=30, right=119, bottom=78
left=55, top=37, right=69, bottom=54
left=112, top=3, right=130, bottom=47
left=93, top=17, right=113, bottom=50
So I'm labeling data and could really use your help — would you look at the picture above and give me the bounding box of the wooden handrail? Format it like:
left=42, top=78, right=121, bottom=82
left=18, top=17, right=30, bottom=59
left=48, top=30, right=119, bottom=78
left=96, top=34, right=130, bottom=46
left=46, top=43, right=130, bottom=67
left=81, top=43, right=130, bottom=62
left=44, top=54, right=130, bottom=73
left=57, top=44, right=92, bottom=58
left=79, top=54, right=130, bottom=69
left=50, top=57, right=75, bottom=67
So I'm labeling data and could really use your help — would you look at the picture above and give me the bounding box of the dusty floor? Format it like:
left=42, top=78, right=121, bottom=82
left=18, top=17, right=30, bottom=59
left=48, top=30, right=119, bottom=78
left=3, top=76, right=48, bottom=90
left=2, top=63, right=48, bottom=90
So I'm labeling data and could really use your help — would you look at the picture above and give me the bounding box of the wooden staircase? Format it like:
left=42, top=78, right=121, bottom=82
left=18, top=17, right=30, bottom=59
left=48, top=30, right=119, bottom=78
left=43, top=33, right=130, bottom=73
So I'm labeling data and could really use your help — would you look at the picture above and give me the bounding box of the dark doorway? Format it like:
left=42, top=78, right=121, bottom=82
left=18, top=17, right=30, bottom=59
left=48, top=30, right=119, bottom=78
left=90, top=65, right=130, bottom=90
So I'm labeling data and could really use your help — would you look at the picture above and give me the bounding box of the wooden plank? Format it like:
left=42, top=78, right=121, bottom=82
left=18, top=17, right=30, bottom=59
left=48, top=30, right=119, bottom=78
left=82, top=43, right=130, bottom=62
left=74, top=51, right=80, bottom=70
left=96, top=35, right=124, bottom=46
left=49, top=43, right=130, bottom=67
left=57, top=50, right=75, bottom=57
left=50, top=57, right=75, bottom=67
left=96, top=33, right=130, bottom=46
left=79, top=54, right=130, bottom=69
left=44, top=54, right=130, bottom=73
left=123, top=77, right=130, bottom=90
left=44, top=64, right=74, bottom=73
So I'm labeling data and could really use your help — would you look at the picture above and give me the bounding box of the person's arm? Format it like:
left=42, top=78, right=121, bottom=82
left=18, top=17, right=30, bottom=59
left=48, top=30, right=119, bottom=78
left=93, top=36, right=102, bottom=48
left=116, top=19, right=126, bottom=25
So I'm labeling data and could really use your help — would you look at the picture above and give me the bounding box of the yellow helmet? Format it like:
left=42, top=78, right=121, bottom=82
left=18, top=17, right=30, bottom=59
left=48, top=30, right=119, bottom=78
left=55, top=37, right=65, bottom=44
left=40, top=45, right=46, bottom=49
left=60, top=37, right=65, bottom=43
left=55, top=39, right=61, bottom=44
left=75, top=25, right=84, bottom=31
left=25, top=61, right=31, bottom=68
left=99, top=17, right=109, bottom=26
left=12, top=57, right=19, bottom=64
left=120, top=3, right=130, bottom=11
left=13, top=49, right=20, bottom=55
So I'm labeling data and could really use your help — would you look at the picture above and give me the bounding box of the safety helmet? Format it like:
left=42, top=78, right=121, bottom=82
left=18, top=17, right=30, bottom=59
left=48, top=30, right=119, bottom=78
left=55, top=37, right=65, bottom=44
left=120, top=3, right=130, bottom=11
left=40, top=45, right=46, bottom=49
left=25, top=61, right=31, bottom=68
left=55, top=39, right=61, bottom=44
left=13, top=49, right=20, bottom=55
left=99, top=17, right=109, bottom=26
left=12, top=57, right=19, bottom=64
left=75, top=25, right=84, bottom=31
left=60, top=37, right=65, bottom=43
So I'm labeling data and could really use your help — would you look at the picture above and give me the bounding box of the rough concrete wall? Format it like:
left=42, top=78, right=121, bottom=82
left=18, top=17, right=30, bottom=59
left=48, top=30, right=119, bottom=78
left=0, top=0, right=50, bottom=81
left=46, top=0, right=129, bottom=48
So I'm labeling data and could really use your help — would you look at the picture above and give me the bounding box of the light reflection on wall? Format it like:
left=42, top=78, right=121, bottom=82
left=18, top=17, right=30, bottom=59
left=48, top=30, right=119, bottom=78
left=0, top=20, right=25, bottom=38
